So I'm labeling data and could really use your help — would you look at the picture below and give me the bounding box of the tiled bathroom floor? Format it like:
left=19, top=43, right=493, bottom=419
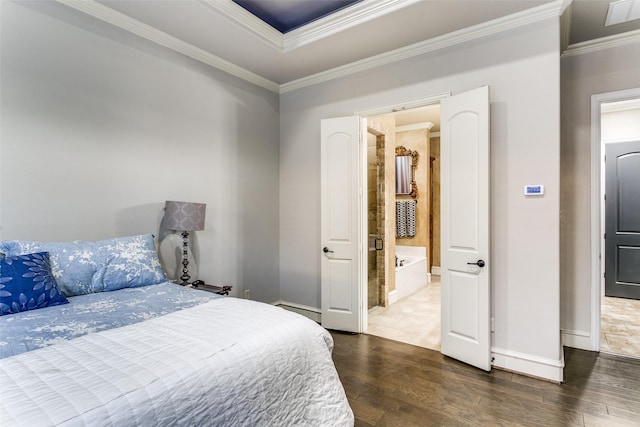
left=367, top=277, right=441, bottom=351
left=368, top=279, right=640, bottom=359
left=601, top=295, right=640, bottom=358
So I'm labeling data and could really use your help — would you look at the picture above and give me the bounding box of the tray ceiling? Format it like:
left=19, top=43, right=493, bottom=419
left=79, top=0, right=639, bottom=90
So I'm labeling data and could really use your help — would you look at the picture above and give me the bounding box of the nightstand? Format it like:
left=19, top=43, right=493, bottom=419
left=192, top=282, right=232, bottom=295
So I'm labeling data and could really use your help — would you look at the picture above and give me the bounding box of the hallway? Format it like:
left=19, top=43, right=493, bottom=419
left=601, top=295, right=640, bottom=358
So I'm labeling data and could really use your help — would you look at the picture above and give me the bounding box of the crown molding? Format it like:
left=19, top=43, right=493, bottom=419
left=199, top=0, right=283, bottom=50
left=561, top=29, right=640, bottom=57
left=56, top=0, right=280, bottom=93
left=560, top=2, right=572, bottom=53
left=601, top=97, right=640, bottom=113
left=282, top=0, right=421, bottom=52
left=281, top=0, right=564, bottom=93
left=57, top=0, right=566, bottom=95
left=202, top=0, right=421, bottom=53
left=396, top=122, right=435, bottom=132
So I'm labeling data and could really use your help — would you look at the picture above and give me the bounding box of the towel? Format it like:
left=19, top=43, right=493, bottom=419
left=406, top=200, right=416, bottom=238
left=396, top=201, right=407, bottom=238
left=396, top=200, right=417, bottom=238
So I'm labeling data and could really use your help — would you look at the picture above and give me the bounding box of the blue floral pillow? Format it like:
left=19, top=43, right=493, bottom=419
left=0, top=240, right=99, bottom=296
left=0, top=252, right=69, bottom=316
left=92, top=234, right=167, bottom=292
left=0, top=235, right=167, bottom=296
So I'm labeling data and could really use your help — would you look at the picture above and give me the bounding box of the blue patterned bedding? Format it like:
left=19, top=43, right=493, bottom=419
left=0, top=282, right=218, bottom=359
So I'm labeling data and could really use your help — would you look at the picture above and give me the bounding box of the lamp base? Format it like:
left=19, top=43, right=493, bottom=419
left=178, top=230, right=191, bottom=285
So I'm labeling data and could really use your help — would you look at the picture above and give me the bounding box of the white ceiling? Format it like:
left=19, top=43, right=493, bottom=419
left=395, top=104, right=442, bottom=132
left=96, top=0, right=555, bottom=85
left=63, top=0, right=639, bottom=127
left=67, top=0, right=640, bottom=90
left=570, top=0, right=640, bottom=43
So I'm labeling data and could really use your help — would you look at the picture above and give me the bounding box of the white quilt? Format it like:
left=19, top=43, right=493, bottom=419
left=0, top=298, right=354, bottom=426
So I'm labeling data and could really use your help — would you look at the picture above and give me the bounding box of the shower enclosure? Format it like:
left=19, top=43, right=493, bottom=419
left=367, top=131, right=386, bottom=309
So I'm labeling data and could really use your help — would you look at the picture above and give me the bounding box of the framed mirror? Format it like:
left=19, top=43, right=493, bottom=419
left=395, top=146, right=419, bottom=198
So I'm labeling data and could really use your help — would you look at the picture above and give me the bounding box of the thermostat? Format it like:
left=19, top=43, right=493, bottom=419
left=524, top=185, right=544, bottom=196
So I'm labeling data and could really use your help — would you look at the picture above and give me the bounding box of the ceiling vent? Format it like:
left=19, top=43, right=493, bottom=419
left=605, top=0, right=640, bottom=26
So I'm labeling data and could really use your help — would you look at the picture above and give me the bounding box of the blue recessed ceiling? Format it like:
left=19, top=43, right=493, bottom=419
left=232, top=0, right=363, bottom=33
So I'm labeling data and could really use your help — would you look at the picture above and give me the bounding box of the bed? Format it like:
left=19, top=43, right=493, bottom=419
left=0, top=235, right=353, bottom=426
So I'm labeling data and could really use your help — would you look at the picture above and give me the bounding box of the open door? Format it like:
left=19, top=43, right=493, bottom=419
left=320, top=116, right=362, bottom=332
left=440, top=86, right=491, bottom=371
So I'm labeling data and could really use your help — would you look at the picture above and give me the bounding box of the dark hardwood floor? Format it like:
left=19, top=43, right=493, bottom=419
left=330, top=332, right=640, bottom=427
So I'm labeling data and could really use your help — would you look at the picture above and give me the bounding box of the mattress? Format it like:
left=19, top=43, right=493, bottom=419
left=0, top=290, right=353, bottom=426
left=0, top=282, right=218, bottom=359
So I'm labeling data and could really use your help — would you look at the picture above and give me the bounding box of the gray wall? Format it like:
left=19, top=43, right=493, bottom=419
left=1, top=0, right=573, bottom=379
left=0, top=1, right=280, bottom=303
left=280, top=18, right=562, bottom=374
left=560, top=42, right=640, bottom=345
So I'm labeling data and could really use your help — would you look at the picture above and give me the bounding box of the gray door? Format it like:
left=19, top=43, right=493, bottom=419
left=605, top=140, right=640, bottom=299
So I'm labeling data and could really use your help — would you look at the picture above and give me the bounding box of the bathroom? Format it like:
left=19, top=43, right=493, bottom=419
left=366, top=106, right=442, bottom=350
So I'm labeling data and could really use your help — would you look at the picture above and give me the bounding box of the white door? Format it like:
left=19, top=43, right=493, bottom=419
left=440, top=86, right=491, bottom=371
left=320, top=116, right=362, bottom=332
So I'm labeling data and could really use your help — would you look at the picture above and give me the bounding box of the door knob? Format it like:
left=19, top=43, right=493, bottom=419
left=323, top=247, right=334, bottom=253
left=467, top=259, right=486, bottom=268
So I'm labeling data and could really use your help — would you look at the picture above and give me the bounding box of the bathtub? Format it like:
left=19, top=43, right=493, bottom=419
left=391, top=246, right=429, bottom=304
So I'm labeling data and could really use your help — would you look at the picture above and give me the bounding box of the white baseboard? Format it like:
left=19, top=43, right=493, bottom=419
left=388, top=290, right=398, bottom=305
left=492, top=347, right=564, bottom=383
left=561, top=329, right=594, bottom=351
left=273, top=300, right=321, bottom=323
left=431, top=266, right=441, bottom=275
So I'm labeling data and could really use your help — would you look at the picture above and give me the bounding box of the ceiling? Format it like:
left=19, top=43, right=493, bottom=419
left=91, top=0, right=639, bottom=88
left=76, top=1, right=639, bottom=127
left=570, top=0, right=640, bottom=43
left=232, top=0, right=362, bottom=33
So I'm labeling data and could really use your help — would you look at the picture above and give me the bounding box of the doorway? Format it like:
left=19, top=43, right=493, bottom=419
left=598, top=95, right=640, bottom=358
left=322, top=87, right=491, bottom=371
left=365, top=105, right=442, bottom=351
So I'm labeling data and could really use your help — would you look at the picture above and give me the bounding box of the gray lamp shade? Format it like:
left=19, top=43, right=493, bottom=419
left=164, top=201, right=206, bottom=231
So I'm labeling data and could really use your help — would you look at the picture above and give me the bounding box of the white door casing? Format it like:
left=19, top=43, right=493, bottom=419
left=440, top=86, right=491, bottom=371
left=320, top=116, right=362, bottom=333
left=590, top=89, right=640, bottom=352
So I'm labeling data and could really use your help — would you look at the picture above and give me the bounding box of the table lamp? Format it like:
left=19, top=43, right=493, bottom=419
left=164, top=200, right=206, bottom=285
